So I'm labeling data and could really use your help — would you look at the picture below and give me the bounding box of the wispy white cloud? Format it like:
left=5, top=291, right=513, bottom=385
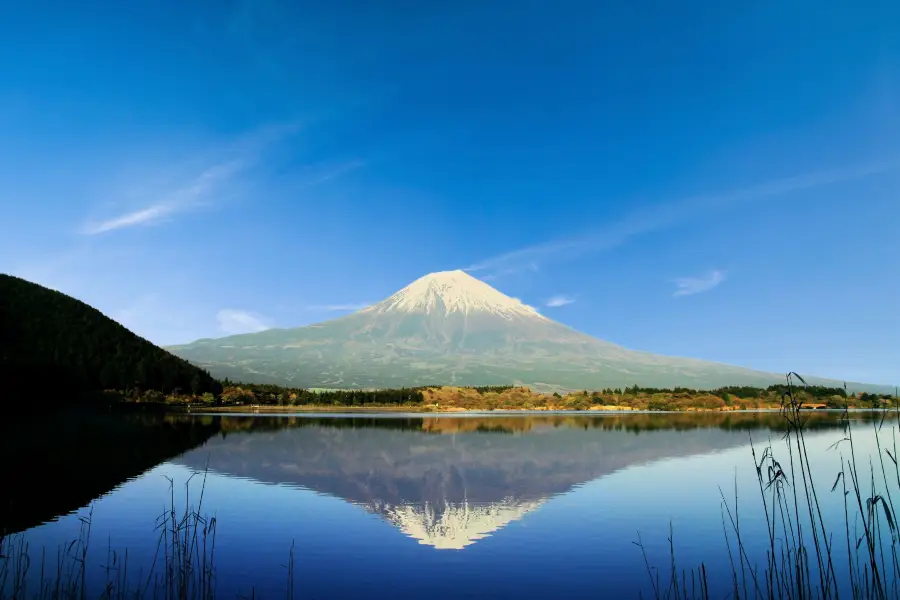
left=306, top=302, right=371, bottom=311
left=82, top=160, right=245, bottom=234
left=112, top=293, right=162, bottom=331
left=84, top=204, right=177, bottom=235
left=216, top=309, right=271, bottom=334
left=110, top=293, right=206, bottom=344
left=465, top=159, right=899, bottom=278
left=673, top=270, right=726, bottom=297
left=546, top=294, right=576, bottom=307
left=80, top=121, right=306, bottom=235
left=305, top=160, right=366, bottom=186
left=480, top=263, right=540, bottom=282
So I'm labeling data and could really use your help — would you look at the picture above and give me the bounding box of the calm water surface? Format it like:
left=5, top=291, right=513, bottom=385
left=4, top=411, right=893, bottom=598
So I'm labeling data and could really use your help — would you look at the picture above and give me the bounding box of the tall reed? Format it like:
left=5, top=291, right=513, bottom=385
left=637, top=373, right=900, bottom=599
left=0, top=470, right=220, bottom=600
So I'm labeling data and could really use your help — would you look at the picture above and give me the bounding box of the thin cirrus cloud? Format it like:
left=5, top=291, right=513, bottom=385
left=673, top=270, right=726, bottom=297
left=81, top=160, right=246, bottom=235
left=545, top=294, right=576, bottom=307
left=80, top=121, right=308, bottom=235
left=306, top=302, right=372, bottom=311
left=303, top=159, right=367, bottom=186
left=216, top=309, right=271, bottom=335
left=464, top=158, right=899, bottom=279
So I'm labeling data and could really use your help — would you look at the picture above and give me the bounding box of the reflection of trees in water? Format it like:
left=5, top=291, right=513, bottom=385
left=1, top=408, right=221, bottom=535
left=213, top=410, right=877, bottom=437
left=218, top=416, right=426, bottom=434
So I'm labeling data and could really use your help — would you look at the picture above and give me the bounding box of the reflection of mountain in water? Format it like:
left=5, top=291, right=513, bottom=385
left=1, top=409, right=221, bottom=535
left=174, top=413, right=858, bottom=550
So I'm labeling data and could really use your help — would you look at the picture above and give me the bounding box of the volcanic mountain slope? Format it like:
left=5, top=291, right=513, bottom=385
left=168, top=270, right=881, bottom=391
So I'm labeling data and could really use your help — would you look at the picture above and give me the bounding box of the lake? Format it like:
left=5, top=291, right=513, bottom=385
left=2, top=410, right=897, bottom=599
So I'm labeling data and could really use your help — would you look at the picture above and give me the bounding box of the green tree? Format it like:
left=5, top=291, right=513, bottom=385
left=190, top=373, right=203, bottom=396
left=135, top=358, right=149, bottom=388
left=99, top=362, right=118, bottom=390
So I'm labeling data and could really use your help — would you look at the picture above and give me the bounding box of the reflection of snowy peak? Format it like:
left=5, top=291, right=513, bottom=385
left=361, top=269, right=546, bottom=320
left=372, top=499, right=546, bottom=550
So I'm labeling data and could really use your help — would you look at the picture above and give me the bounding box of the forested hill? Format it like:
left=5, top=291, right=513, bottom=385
left=0, top=274, right=220, bottom=399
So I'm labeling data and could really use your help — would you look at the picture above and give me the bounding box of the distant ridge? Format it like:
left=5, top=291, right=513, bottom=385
left=167, top=270, right=890, bottom=393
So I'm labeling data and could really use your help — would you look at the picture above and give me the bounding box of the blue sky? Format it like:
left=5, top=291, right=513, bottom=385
left=1, top=1, right=898, bottom=384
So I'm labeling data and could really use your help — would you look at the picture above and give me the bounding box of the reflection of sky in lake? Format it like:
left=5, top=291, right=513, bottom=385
left=13, top=414, right=893, bottom=599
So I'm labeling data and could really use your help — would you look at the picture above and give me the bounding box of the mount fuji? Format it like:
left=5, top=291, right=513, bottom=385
left=167, top=270, right=870, bottom=391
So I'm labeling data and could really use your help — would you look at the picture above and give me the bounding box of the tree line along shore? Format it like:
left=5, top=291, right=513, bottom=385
left=110, top=381, right=897, bottom=413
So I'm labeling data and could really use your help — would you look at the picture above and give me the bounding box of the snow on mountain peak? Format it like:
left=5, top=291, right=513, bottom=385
left=362, top=269, right=546, bottom=320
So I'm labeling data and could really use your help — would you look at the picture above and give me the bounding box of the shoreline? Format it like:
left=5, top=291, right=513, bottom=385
left=172, top=404, right=823, bottom=415
left=106, top=382, right=894, bottom=415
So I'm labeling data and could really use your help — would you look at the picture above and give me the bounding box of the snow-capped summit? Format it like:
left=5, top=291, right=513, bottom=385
left=361, top=269, right=546, bottom=321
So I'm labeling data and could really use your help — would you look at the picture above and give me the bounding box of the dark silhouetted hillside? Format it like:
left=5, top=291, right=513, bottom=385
left=0, top=274, right=220, bottom=401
